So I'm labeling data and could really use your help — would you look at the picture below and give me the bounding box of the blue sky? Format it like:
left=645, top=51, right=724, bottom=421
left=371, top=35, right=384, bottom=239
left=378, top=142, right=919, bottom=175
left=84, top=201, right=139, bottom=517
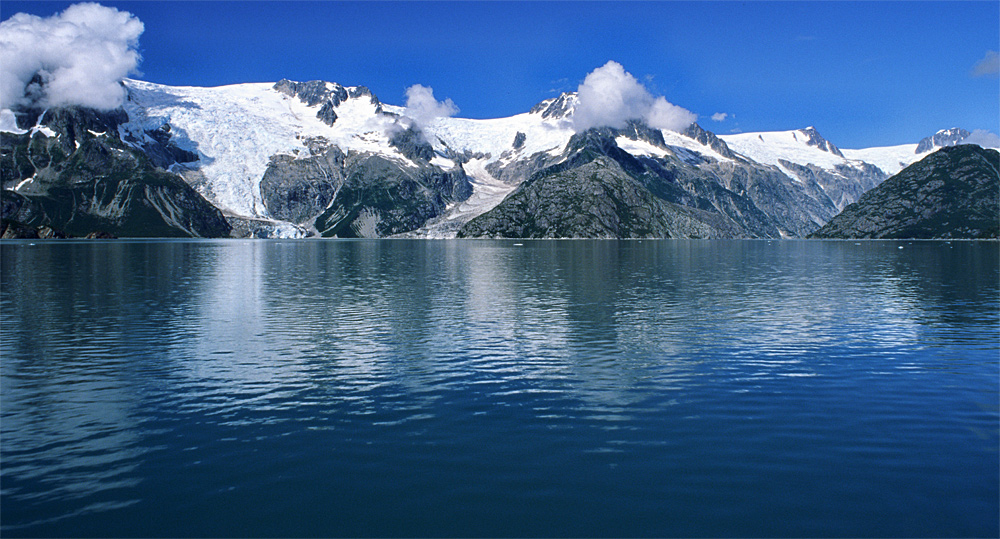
left=2, top=1, right=997, bottom=148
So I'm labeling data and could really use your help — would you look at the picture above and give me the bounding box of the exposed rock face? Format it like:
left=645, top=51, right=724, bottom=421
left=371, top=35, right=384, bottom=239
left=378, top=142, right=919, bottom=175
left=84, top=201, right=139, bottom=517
left=705, top=160, right=832, bottom=237
left=1, top=106, right=231, bottom=238
left=457, top=121, right=899, bottom=239
left=810, top=145, right=999, bottom=239
left=259, top=143, right=347, bottom=224
left=915, top=128, right=971, bottom=154
left=798, top=126, right=844, bottom=157
left=485, top=150, right=560, bottom=186
left=776, top=159, right=885, bottom=211
left=682, top=123, right=737, bottom=160
left=274, top=79, right=383, bottom=126
left=618, top=120, right=669, bottom=148
left=257, top=125, right=472, bottom=236
left=311, top=153, right=471, bottom=238
left=389, top=127, right=436, bottom=162
left=512, top=131, right=526, bottom=150
left=274, top=79, right=348, bottom=107
left=529, top=92, right=577, bottom=119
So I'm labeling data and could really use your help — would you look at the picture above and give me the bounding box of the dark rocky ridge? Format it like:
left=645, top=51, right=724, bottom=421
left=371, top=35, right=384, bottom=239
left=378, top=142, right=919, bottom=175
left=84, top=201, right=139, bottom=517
left=1, top=106, right=231, bottom=238
left=459, top=118, right=891, bottom=239
left=459, top=128, right=809, bottom=239
left=311, top=153, right=472, bottom=238
left=810, top=145, right=999, bottom=239
left=460, top=154, right=747, bottom=238
left=258, top=135, right=472, bottom=236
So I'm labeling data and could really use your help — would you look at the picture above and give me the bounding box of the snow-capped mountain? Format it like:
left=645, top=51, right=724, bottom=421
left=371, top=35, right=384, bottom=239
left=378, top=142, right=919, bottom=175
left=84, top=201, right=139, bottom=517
left=915, top=128, right=971, bottom=153
left=4, top=77, right=995, bottom=239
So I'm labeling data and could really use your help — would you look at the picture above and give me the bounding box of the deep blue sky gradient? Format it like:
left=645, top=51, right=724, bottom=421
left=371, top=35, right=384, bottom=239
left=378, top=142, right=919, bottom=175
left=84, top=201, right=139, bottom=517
left=3, top=1, right=997, bottom=148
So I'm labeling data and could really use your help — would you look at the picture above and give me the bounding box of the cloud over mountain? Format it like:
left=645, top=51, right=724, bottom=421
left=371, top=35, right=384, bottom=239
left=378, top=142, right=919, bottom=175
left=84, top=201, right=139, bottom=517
left=965, top=129, right=1000, bottom=148
left=403, top=84, right=459, bottom=128
left=572, top=61, right=696, bottom=133
left=0, top=2, right=143, bottom=111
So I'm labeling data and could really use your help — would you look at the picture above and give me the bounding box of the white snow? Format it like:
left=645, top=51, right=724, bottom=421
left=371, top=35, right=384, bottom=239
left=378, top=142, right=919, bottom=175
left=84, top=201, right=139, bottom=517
left=121, top=79, right=411, bottom=219
left=423, top=112, right=574, bottom=162
left=615, top=136, right=670, bottom=158
left=117, top=79, right=579, bottom=236
left=0, top=109, right=26, bottom=134
left=109, top=79, right=973, bottom=239
left=660, top=129, right=734, bottom=163
left=14, top=176, right=34, bottom=192
left=32, top=125, right=55, bottom=138
left=720, top=129, right=848, bottom=171
left=429, top=155, right=455, bottom=169
left=841, top=144, right=921, bottom=176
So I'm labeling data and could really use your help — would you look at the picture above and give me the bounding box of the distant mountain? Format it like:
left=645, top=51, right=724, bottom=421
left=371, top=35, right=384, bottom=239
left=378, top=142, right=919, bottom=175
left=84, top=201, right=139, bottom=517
left=915, top=128, right=971, bottom=153
left=2, top=77, right=995, bottom=239
left=810, top=145, right=999, bottom=239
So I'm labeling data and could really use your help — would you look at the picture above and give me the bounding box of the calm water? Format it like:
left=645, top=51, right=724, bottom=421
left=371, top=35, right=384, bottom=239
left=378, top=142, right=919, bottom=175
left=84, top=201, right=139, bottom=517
left=1, top=239, right=997, bottom=537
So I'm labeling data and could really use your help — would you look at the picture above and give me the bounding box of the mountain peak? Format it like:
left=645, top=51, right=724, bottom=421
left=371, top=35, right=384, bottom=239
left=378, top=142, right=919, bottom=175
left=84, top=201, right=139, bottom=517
left=273, top=79, right=383, bottom=126
left=683, top=122, right=737, bottom=159
left=529, top=92, right=578, bottom=120
left=797, top=126, right=844, bottom=157
left=915, top=127, right=971, bottom=154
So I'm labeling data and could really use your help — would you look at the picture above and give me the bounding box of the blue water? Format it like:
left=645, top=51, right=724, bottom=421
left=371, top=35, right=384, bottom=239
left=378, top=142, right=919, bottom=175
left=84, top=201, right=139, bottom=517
left=1, top=239, right=997, bottom=537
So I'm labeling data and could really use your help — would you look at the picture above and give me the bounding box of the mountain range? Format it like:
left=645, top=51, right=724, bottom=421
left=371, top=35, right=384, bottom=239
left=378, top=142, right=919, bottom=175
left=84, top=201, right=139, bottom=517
left=1, top=78, right=995, bottom=239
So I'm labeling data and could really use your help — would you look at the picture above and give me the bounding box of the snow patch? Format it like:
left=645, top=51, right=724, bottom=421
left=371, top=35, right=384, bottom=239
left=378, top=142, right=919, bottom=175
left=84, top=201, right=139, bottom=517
left=14, top=176, right=34, bottom=192
left=31, top=125, right=55, bottom=138
left=0, top=109, right=26, bottom=134
left=430, top=155, right=455, bottom=169
left=661, top=130, right=732, bottom=163
left=615, top=136, right=669, bottom=158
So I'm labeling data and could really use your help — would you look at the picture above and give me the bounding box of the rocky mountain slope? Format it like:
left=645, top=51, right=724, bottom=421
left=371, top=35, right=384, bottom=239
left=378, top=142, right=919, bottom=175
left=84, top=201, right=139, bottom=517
left=3, top=77, right=993, bottom=239
left=1, top=105, right=231, bottom=238
left=810, top=145, right=999, bottom=239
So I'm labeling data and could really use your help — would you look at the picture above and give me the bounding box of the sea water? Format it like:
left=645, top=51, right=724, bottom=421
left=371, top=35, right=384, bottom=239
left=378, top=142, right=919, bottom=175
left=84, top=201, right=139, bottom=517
left=1, top=239, right=997, bottom=537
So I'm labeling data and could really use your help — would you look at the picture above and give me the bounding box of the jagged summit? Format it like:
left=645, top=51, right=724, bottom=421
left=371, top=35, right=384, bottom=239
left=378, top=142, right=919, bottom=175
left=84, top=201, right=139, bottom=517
left=682, top=123, right=737, bottom=160
left=915, top=127, right=972, bottom=153
left=274, top=79, right=383, bottom=126
left=798, top=126, right=844, bottom=157
left=529, top=92, right=578, bottom=120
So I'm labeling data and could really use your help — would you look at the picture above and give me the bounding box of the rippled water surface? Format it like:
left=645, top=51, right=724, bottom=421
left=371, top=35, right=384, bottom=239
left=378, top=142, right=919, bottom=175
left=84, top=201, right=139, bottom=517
left=2, top=239, right=998, bottom=537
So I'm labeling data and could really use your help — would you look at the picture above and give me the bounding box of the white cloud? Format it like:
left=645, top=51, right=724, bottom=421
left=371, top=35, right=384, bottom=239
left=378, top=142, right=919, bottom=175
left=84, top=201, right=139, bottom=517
left=965, top=129, right=1000, bottom=148
left=711, top=112, right=729, bottom=122
left=402, top=84, right=458, bottom=128
left=572, top=61, right=696, bottom=133
left=0, top=3, right=143, bottom=111
left=972, top=50, right=999, bottom=78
